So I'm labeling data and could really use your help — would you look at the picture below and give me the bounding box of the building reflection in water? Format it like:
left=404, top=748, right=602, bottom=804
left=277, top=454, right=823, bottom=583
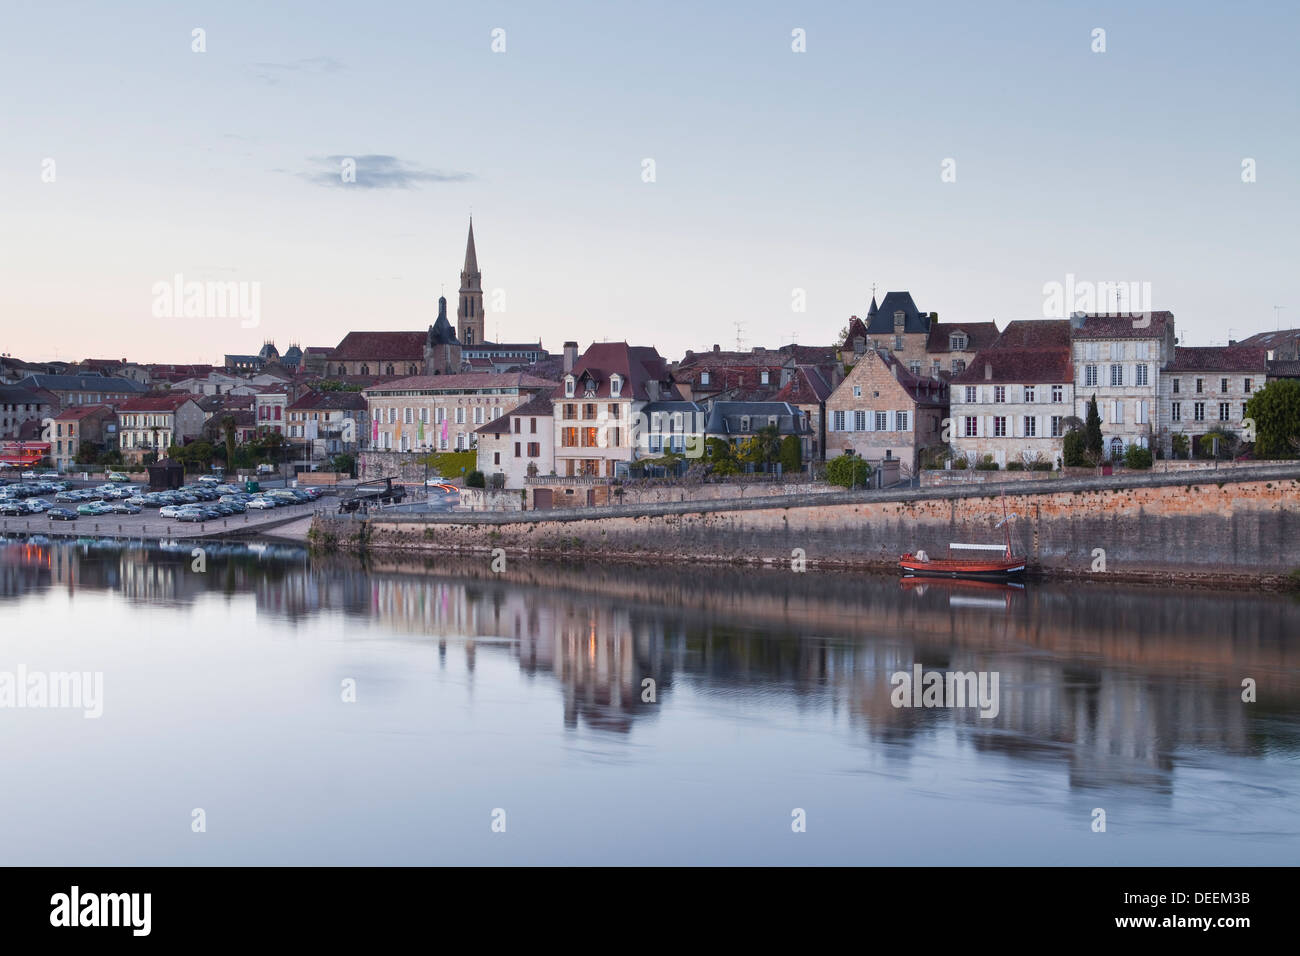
left=2, top=537, right=1296, bottom=794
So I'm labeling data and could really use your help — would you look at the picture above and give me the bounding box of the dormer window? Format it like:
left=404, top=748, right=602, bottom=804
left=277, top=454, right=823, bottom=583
left=610, top=374, right=622, bottom=397
left=894, top=311, right=906, bottom=332
left=700, top=371, right=710, bottom=386
left=950, top=333, right=967, bottom=351
left=564, top=375, right=575, bottom=398
left=740, top=416, right=751, bottom=433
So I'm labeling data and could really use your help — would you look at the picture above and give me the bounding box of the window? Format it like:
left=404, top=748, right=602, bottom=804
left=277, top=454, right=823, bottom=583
left=964, top=416, right=978, bottom=438
left=1219, top=402, right=1230, bottom=422
left=993, top=416, right=1007, bottom=438
left=875, top=411, right=888, bottom=431
left=1024, top=416, right=1037, bottom=437
left=514, top=442, right=521, bottom=458
left=853, top=385, right=862, bottom=398
left=700, top=371, right=710, bottom=386
left=1195, top=378, right=1204, bottom=394
left=610, top=375, right=622, bottom=397
left=513, top=418, right=521, bottom=434
left=584, top=403, right=597, bottom=419
left=1136, top=400, right=1148, bottom=425
left=994, top=386, right=1006, bottom=403
left=582, top=427, right=599, bottom=447
left=853, top=410, right=866, bottom=431
left=1051, top=385, right=1064, bottom=403
left=1136, top=342, right=1150, bottom=359
left=1221, top=378, right=1229, bottom=394
left=1171, top=402, right=1181, bottom=423
left=1050, top=416, right=1063, bottom=437
left=950, top=333, right=967, bottom=351
left=564, top=377, right=575, bottom=397
left=455, top=408, right=465, bottom=424
left=607, top=404, right=619, bottom=418
left=1194, top=402, right=1205, bottom=422
left=1112, top=401, right=1123, bottom=424
left=1084, top=343, right=1099, bottom=361
left=893, top=336, right=904, bottom=350
left=1242, top=403, right=1249, bottom=419
left=1172, top=379, right=1180, bottom=394
left=1244, top=378, right=1253, bottom=393
left=909, top=362, right=921, bottom=376
left=896, top=410, right=909, bottom=431
left=832, top=410, right=845, bottom=431
left=562, top=427, right=578, bottom=447
left=951, top=359, right=966, bottom=373
left=760, top=371, right=769, bottom=385
left=1024, top=386, right=1036, bottom=403
left=1084, top=365, right=1098, bottom=387
left=530, top=417, right=537, bottom=433
left=494, top=452, right=501, bottom=466
left=527, top=442, right=540, bottom=457
left=740, top=416, right=751, bottom=433
left=1110, top=365, right=1123, bottom=387
left=964, top=386, right=977, bottom=403
left=1136, top=364, right=1148, bottom=387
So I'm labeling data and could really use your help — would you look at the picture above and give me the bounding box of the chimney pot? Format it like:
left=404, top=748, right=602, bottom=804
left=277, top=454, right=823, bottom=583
left=984, top=363, right=992, bottom=380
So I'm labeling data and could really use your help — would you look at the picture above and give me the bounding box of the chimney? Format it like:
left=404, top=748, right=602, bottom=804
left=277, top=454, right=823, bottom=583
left=1228, top=339, right=1238, bottom=347
left=563, top=341, right=578, bottom=374
left=713, top=344, right=720, bottom=353
left=984, top=362, right=992, bottom=380
left=891, top=362, right=899, bottom=380
left=1069, top=311, right=1086, bottom=330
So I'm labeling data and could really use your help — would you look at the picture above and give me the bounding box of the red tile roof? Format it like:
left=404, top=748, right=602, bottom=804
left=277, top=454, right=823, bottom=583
left=1165, top=347, right=1268, bottom=373
left=117, top=394, right=198, bottom=412
left=991, top=319, right=1071, bottom=349
left=365, top=372, right=558, bottom=393
left=53, top=404, right=114, bottom=421
left=951, top=348, right=1073, bottom=385
left=329, top=331, right=427, bottom=361
left=926, top=321, right=1001, bottom=353
left=1071, top=312, right=1174, bottom=339
left=558, top=343, right=672, bottom=400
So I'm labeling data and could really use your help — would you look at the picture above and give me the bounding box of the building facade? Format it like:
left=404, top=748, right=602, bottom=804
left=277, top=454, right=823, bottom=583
left=824, top=348, right=949, bottom=472
left=50, top=405, right=116, bottom=470
left=365, top=373, right=556, bottom=454
left=475, top=394, right=555, bottom=487
left=1158, top=346, right=1268, bottom=458
left=117, top=395, right=206, bottom=462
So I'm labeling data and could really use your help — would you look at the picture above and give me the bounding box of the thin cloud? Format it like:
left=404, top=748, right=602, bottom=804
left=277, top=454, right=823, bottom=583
left=252, top=56, right=344, bottom=84
left=298, top=155, right=475, bottom=190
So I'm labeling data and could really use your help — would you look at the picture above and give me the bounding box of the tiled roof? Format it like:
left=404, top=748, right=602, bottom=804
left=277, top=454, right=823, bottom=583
left=927, top=320, right=1001, bottom=352
left=991, top=319, right=1071, bottom=350
left=558, top=343, right=671, bottom=401
left=950, top=348, right=1074, bottom=385
left=53, top=404, right=113, bottom=420
left=0, top=385, right=47, bottom=405
left=329, top=331, right=427, bottom=361
left=1070, top=312, right=1174, bottom=339
left=1266, top=360, right=1300, bottom=378
left=366, top=372, right=558, bottom=393
left=477, top=394, right=555, bottom=434
left=773, top=365, right=835, bottom=404
left=1237, top=329, right=1300, bottom=349
left=1165, top=346, right=1268, bottom=373
left=288, top=390, right=368, bottom=411
left=117, top=394, right=198, bottom=412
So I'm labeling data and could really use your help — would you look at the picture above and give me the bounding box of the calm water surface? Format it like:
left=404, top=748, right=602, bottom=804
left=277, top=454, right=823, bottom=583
left=1, top=537, right=1297, bottom=865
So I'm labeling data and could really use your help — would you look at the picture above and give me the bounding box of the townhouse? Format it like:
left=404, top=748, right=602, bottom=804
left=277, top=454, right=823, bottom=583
left=285, top=390, right=370, bottom=459
left=949, top=320, right=1075, bottom=468
left=839, top=292, right=934, bottom=370
left=1158, top=347, right=1268, bottom=457
left=50, top=405, right=117, bottom=470
left=703, top=401, right=813, bottom=464
left=117, top=394, right=206, bottom=462
left=0, top=384, right=53, bottom=440
left=365, top=372, right=557, bottom=454
left=554, top=342, right=678, bottom=478
left=253, top=387, right=290, bottom=434
left=475, top=394, right=555, bottom=487
left=1069, top=312, right=1176, bottom=459
left=824, top=347, right=949, bottom=473
left=15, top=372, right=147, bottom=410
left=925, top=320, right=1000, bottom=379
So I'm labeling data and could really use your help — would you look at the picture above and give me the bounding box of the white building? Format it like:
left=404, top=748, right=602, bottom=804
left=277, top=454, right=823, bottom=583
left=1158, top=346, right=1268, bottom=457
left=1069, top=312, right=1176, bottom=460
left=475, top=394, right=554, bottom=487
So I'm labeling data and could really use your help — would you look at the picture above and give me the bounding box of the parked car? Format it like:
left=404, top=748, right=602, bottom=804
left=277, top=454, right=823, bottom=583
left=26, top=498, right=52, bottom=512
left=107, top=502, right=142, bottom=515
left=246, top=497, right=275, bottom=510
left=197, top=475, right=221, bottom=485
left=107, top=471, right=130, bottom=482
left=175, top=509, right=205, bottom=522
left=47, top=508, right=77, bottom=521
left=224, top=501, right=247, bottom=514
left=0, top=501, right=29, bottom=516
left=77, top=502, right=111, bottom=516
left=159, top=505, right=184, bottom=518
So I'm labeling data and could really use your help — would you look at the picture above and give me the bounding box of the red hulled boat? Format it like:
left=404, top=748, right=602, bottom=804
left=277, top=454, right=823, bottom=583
left=899, top=500, right=1026, bottom=579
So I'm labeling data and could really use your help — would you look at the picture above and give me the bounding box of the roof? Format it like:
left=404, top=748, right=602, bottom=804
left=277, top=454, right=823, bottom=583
left=950, top=348, right=1074, bottom=385
left=864, top=291, right=930, bottom=335
left=704, top=401, right=809, bottom=436
left=117, top=394, right=199, bottom=412
left=329, top=331, right=427, bottom=361
left=17, top=373, right=147, bottom=393
left=0, top=385, right=47, bottom=405
left=476, top=394, right=555, bottom=435
left=463, top=218, right=479, bottom=275
left=991, top=319, right=1071, bottom=350
left=1165, top=346, right=1268, bottom=373
left=927, top=320, right=1001, bottom=352
left=366, top=372, right=558, bottom=393
left=559, top=343, right=672, bottom=400
left=287, top=390, right=368, bottom=411
left=1237, top=329, right=1300, bottom=349
left=428, top=297, right=460, bottom=346
left=1266, top=360, right=1300, bottom=378
left=1070, top=312, right=1174, bottom=339
left=773, top=365, right=834, bottom=404
left=53, top=404, right=113, bottom=421
left=678, top=348, right=788, bottom=370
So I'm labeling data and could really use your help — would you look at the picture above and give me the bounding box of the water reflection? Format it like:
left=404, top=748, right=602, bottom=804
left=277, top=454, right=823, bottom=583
left=1, top=536, right=1297, bottom=863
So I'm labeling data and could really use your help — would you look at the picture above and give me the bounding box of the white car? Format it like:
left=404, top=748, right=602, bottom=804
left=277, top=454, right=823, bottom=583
left=159, top=505, right=184, bottom=518
left=107, top=472, right=130, bottom=482
left=246, top=497, right=276, bottom=510
left=25, top=498, right=52, bottom=512
left=197, top=475, right=221, bottom=485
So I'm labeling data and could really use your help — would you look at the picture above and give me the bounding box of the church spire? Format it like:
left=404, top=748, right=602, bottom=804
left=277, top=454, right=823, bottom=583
left=457, top=216, right=485, bottom=347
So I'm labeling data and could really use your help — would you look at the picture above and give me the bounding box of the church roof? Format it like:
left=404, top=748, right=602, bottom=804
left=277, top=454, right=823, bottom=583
left=428, top=296, right=460, bottom=346
left=329, top=332, right=427, bottom=361
left=463, top=218, right=479, bottom=275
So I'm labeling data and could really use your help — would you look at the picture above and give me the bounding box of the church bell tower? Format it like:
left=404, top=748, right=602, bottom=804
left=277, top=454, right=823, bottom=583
left=457, top=218, right=485, bottom=346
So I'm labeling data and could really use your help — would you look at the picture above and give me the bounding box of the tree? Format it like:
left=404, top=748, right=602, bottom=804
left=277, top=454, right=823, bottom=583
left=1062, top=429, right=1087, bottom=467
left=1170, top=432, right=1189, bottom=459
left=1244, top=379, right=1300, bottom=458
left=221, top=415, right=237, bottom=475
left=705, top=437, right=741, bottom=476
left=826, top=454, right=871, bottom=488
left=1085, top=395, right=1103, bottom=460
left=779, top=434, right=802, bottom=472
left=1124, top=444, right=1153, bottom=469
left=466, top=470, right=486, bottom=488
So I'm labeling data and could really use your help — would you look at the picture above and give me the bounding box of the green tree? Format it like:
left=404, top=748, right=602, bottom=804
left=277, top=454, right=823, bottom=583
left=779, top=434, right=802, bottom=472
left=1244, top=379, right=1300, bottom=458
left=1170, top=432, right=1190, bottom=459
left=1124, top=444, right=1153, bottom=469
left=1062, top=429, right=1087, bottom=467
left=221, top=415, right=237, bottom=475
left=826, top=454, right=871, bottom=488
left=466, top=470, right=486, bottom=488
left=705, top=437, right=740, bottom=476
left=1085, top=394, right=1103, bottom=460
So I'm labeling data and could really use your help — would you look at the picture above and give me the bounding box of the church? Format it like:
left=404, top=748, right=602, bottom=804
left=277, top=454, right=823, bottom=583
left=324, top=219, right=548, bottom=379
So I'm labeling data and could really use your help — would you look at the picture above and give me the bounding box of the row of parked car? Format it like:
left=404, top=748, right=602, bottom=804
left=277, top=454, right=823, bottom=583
left=0, top=478, right=322, bottom=522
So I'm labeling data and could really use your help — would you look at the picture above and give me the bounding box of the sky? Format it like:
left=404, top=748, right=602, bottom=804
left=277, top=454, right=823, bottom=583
left=1, top=0, right=1297, bottom=365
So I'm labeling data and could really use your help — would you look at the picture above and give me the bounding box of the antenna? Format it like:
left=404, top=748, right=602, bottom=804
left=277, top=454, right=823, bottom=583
left=733, top=321, right=745, bottom=351
left=1275, top=305, right=1286, bottom=330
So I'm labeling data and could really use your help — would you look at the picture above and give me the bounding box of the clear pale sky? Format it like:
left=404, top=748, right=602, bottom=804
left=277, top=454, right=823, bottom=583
left=1, top=0, right=1296, bottom=364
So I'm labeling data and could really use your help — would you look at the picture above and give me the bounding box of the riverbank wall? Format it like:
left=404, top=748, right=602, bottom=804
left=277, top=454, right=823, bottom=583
left=308, top=464, right=1300, bottom=588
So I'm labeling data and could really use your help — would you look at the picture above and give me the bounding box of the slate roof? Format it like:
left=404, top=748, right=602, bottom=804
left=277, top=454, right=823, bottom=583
left=704, top=401, right=809, bottom=436
left=17, top=373, right=147, bottom=393
left=0, top=385, right=48, bottom=405
left=864, top=291, right=930, bottom=335
left=927, top=320, right=1001, bottom=352
left=1164, top=347, right=1268, bottom=373
left=1070, top=312, right=1174, bottom=339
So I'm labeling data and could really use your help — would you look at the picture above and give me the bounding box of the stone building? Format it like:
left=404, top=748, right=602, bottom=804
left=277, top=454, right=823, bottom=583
left=1069, top=311, right=1176, bottom=460
left=839, top=292, right=934, bottom=370
left=824, top=347, right=949, bottom=473
left=925, top=320, right=1000, bottom=379
left=117, top=394, right=206, bottom=462
left=475, top=394, right=555, bottom=488
left=949, top=320, right=1075, bottom=468
left=1158, top=346, right=1268, bottom=458
left=0, top=384, right=52, bottom=440
left=50, top=405, right=116, bottom=470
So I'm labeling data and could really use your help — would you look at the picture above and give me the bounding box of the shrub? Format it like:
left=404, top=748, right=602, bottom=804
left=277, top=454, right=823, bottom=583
left=952, top=457, right=968, bottom=470
left=1062, top=429, right=1087, bottom=467
left=466, top=470, right=486, bottom=488
left=1124, top=445, right=1153, bottom=469
left=974, top=455, right=999, bottom=471
left=826, top=454, right=871, bottom=488
left=779, top=434, right=802, bottom=472
left=1031, top=461, right=1054, bottom=472
left=1006, top=461, right=1024, bottom=471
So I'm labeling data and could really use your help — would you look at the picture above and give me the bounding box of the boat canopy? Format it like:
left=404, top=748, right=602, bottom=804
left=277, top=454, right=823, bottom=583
left=949, top=543, right=1010, bottom=551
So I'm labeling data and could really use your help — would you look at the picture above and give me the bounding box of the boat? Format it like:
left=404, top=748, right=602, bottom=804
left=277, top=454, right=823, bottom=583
left=899, top=499, right=1026, bottom=579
